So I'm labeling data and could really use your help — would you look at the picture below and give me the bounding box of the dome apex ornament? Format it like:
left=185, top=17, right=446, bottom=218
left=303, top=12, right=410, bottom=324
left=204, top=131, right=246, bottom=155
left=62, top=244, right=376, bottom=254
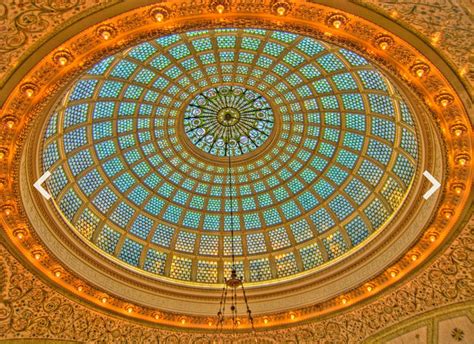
left=184, top=86, right=274, bottom=157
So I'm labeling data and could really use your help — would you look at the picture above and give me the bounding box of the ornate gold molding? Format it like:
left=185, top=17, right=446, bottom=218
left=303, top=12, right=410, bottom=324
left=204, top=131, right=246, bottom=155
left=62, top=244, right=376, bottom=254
left=0, top=0, right=122, bottom=89
left=351, top=0, right=473, bottom=94
left=0, top=213, right=472, bottom=342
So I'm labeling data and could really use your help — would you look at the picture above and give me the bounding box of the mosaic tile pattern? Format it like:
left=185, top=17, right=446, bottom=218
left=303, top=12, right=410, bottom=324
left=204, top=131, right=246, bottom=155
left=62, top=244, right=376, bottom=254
left=42, top=28, right=419, bottom=285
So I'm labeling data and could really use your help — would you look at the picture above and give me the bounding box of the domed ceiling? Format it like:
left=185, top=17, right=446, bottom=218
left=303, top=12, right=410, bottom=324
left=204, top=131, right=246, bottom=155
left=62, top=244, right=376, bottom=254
left=0, top=0, right=472, bottom=338
left=41, top=28, right=419, bottom=286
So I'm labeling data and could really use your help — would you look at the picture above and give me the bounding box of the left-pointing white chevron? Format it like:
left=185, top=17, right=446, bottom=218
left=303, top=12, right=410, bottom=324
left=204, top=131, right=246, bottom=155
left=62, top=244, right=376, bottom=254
left=34, top=171, right=52, bottom=200
left=423, top=170, right=440, bottom=200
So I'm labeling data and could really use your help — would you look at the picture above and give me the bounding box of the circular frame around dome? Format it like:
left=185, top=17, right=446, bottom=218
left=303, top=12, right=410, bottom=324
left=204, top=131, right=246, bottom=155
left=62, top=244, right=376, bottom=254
left=1, top=0, right=471, bottom=332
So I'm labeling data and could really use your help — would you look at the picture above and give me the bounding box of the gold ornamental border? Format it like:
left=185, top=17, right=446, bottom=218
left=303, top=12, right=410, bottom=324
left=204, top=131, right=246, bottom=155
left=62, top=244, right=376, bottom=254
left=0, top=0, right=472, bottom=331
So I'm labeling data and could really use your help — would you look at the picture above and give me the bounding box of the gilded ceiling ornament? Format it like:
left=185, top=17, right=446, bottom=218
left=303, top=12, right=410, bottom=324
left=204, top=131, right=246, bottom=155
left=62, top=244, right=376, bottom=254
left=1, top=116, right=16, bottom=129
left=270, top=0, right=293, bottom=16
left=325, top=13, right=348, bottom=29
left=450, top=124, right=467, bottom=137
left=455, top=154, right=470, bottom=166
left=1, top=204, right=14, bottom=216
left=374, top=34, right=394, bottom=50
left=410, top=62, right=430, bottom=78
left=427, top=232, right=438, bottom=243
left=12, top=228, right=27, bottom=240
left=32, top=250, right=43, bottom=260
left=450, top=183, right=465, bottom=195
left=0, top=147, right=8, bottom=160
left=149, top=6, right=170, bottom=22
left=442, top=209, right=455, bottom=219
left=95, top=25, right=117, bottom=41
left=435, top=92, right=455, bottom=107
left=19, top=83, right=38, bottom=98
left=210, top=0, right=228, bottom=14
left=52, top=49, right=73, bottom=66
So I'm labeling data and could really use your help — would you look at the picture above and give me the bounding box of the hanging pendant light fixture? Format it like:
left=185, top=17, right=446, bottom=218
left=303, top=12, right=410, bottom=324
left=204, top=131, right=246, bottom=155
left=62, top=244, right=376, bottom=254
left=215, top=118, right=257, bottom=342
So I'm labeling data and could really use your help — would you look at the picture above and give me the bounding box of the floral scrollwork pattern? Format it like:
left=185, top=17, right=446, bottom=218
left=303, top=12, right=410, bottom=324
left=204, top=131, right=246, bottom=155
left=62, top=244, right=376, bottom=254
left=0, top=0, right=121, bottom=86
left=353, top=0, right=473, bottom=87
left=1, top=0, right=80, bottom=53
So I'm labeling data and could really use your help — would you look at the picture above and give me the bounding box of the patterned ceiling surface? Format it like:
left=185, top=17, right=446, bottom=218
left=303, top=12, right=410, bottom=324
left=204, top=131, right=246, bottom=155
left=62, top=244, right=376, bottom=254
left=1, top=1, right=472, bottom=92
left=41, top=28, right=419, bottom=285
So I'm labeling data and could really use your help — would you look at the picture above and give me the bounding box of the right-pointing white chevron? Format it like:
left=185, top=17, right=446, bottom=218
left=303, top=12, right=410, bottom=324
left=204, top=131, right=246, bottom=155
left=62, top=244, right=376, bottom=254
left=422, top=170, right=440, bottom=200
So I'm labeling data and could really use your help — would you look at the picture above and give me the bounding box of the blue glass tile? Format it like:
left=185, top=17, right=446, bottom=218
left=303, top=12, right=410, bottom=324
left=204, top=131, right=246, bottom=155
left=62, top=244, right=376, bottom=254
left=118, top=238, right=143, bottom=266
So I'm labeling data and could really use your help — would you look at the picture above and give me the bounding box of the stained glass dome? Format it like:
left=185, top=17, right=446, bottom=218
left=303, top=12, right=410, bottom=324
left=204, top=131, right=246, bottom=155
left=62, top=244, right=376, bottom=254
left=184, top=86, right=274, bottom=157
left=41, top=28, right=419, bottom=286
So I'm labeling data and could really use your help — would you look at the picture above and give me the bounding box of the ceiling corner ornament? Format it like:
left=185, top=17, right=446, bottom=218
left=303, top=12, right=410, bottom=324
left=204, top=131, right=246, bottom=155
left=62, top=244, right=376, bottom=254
left=0, top=0, right=471, bottom=335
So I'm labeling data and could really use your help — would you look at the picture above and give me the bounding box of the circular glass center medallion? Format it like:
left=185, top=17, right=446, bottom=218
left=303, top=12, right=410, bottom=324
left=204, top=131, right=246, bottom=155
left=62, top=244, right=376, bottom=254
left=216, top=107, right=241, bottom=127
left=183, top=86, right=274, bottom=157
